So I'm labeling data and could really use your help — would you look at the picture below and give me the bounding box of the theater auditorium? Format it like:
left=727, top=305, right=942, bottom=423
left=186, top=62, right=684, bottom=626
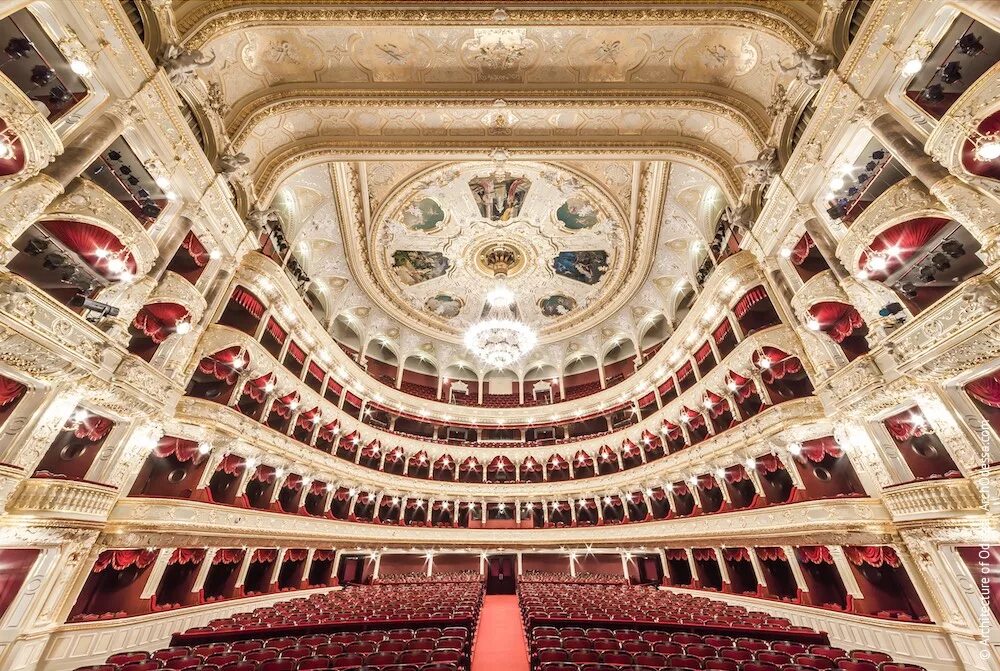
left=0, top=2, right=997, bottom=671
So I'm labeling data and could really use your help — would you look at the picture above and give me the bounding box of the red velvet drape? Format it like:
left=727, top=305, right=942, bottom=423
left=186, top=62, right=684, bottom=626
left=231, top=287, right=265, bottom=319
left=0, top=375, right=26, bottom=407
left=966, top=371, right=1000, bottom=408
left=845, top=545, right=901, bottom=568
left=153, top=437, right=201, bottom=462
left=181, top=232, right=209, bottom=267
left=809, top=302, right=865, bottom=343
left=41, top=221, right=137, bottom=276
left=93, top=549, right=158, bottom=573
left=132, top=303, right=188, bottom=343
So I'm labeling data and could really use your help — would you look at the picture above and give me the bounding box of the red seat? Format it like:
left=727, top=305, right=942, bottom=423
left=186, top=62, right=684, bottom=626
left=653, top=642, right=684, bottom=655
left=74, top=666, right=113, bottom=671
left=849, top=651, right=892, bottom=663
left=602, top=651, right=632, bottom=664
left=380, top=640, right=407, bottom=652
left=593, top=639, right=619, bottom=651
left=230, top=640, right=265, bottom=654
left=634, top=652, right=668, bottom=666
left=297, top=635, right=328, bottom=647
left=430, top=649, right=463, bottom=663
left=668, top=655, right=704, bottom=669
left=295, top=657, right=332, bottom=670
left=837, top=662, right=878, bottom=671
left=108, top=652, right=150, bottom=665
left=219, top=663, right=256, bottom=671
left=330, top=653, right=364, bottom=668
left=193, top=644, right=228, bottom=657
left=570, top=650, right=600, bottom=663
left=704, top=660, right=740, bottom=671
left=622, top=640, right=650, bottom=653
left=538, top=664, right=577, bottom=671
left=795, top=653, right=837, bottom=669
left=614, top=629, right=640, bottom=641
left=742, top=664, right=781, bottom=671
left=365, top=651, right=397, bottom=665
left=153, top=649, right=191, bottom=662
left=758, top=652, right=794, bottom=665
left=314, top=643, right=344, bottom=656
left=879, top=665, right=927, bottom=671
left=642, top=631, right=670, bottom=643
left=538, top=649, right=570, bottom=663
left=280, top=647, right=313, bottom=660
left=389, top=630, right=414, bottom=640
left=672, top=633, right=703, bottom=645
left=164, top=656, right=201, bottom=671
left=244, top=650, right=279, bottom=663
left=437, top=637, right=464, bottom=650
left=265, top=638, right=298, bottom=650
left=345, top=641, right=376, bottom=654
left=259, top=661, right=296, bottom=671
left=204, top=654, right=240, bottom=667
left=122, top=666, right=161, bottom=671
left=773, top=642, right=807, bottom=655
left=721, top=648, right=753, bottom=662
left=398, top=650, right=430, bottom=664
left=407, top=638, right=436, bottom=651
left=686, top=644, right=718, bottom=659
left=810, top=646, right=848, bottom=661
left=737, top=638, right=771, bottom=652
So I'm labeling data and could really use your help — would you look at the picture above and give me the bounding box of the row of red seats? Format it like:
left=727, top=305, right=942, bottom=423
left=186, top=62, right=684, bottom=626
left=520, top=572, right=628, bottom=585
left=375, top=571, right=482, bottom=584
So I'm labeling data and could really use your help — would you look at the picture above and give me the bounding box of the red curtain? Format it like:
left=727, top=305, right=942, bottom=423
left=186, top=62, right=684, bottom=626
left=682, top=407, right=705, bottom=429
left=753, top=347, right=802, bottom=382
left=69, top=414, right=114, bottom=441
left=884, top=407, right=930, bottom=441
left=461, top=457, right=481, bottom=472
left=282, top=474, right=302, bottom=491
left=757, top=454, right=783, bottom=473
left=287, top=341, right=306, bottom=364
left=790, top=232, right=814, bottom=266
left=252, top=465, right=275, bottom=483
left=339, top=431, right=360, bottom=452
left=673, top=482, right=690, bottom=496
left=676, top=362, right=693, bottom=383
left=572, top=452, right=593, bottom=468
left=242, top=374, right=273, bottom=403
left=966, top=371, right=1000, bottom=408
left=41, top=220, right=137, bottom=276
left=318, top=421, right=338, bottom=443
left=547, top=456, right=567, bottom=471
left=705, top=392, right=728, bottom=418
left=845, top=546, right=901, bottom=568
left=265, top=318, right=286, bottom=344
left=734, top=286, right=768, bottom=318
left=93, top=549, right=158, bottom=573
left=197, top=347, right=249, bottom=385
left=665, top=549, right=688, bottom=561
left=168, top=548, right=205, bottom=565
left=213, top=549, right=244, bottom=565
left=695, top=342, right=713, bottom=364
left=662, top=421, right=682, bottom=441
left=307, top=361, right=326, bottom=382
left=810, top=302, right=865, bottom=343
left=692, top=548, right=716, bottom=561
left=863, top=217, right=949, bottom=277
left=231, top=287, right=265, bottom=319
left=217, top=454, right=243, bottom=475
left=251, top=549, right=277, bottom=563
left=725, top=466, right=747, bottom=483
left=271, top=392, right=298, bottom=418
left=132, top=303, right=189, bottom=343
left=309, top=480, right=326, bottom=495
left=284, top=549, right=308, bottom=562
left=697, top=475, right=718, bottom=490
left=713, top=319, right=732, bottom=344
left=0, top=375, right=26, bottom=407
left=798, top=546, right=834, bottom=565
left=326, top=378, right=343, bottom=395
left=756, top=547, right=787, bottom=562
left=728, top=372, right=755, bottom=401
left=723, top=548, right=751, bottom=562
left=296, top=408, right=320, bottom=431
left=622, top=439, right=641, bottom=458
left=313, top=550, right=337, bottom=562
left=800, top=436, right=844, bottom=462
left=153, top=437, right=201, bottom=463
left=181, top=232, right=209, bottom=267
left=658, top=377, right=675, bottom=396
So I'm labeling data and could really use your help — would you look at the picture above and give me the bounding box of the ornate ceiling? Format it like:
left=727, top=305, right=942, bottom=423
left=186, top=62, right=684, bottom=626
left=170, top=1, right=819, bottom=373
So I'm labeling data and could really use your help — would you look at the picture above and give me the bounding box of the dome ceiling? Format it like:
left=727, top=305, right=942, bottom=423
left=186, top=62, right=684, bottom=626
left=172, top=1, right=814, bottom=373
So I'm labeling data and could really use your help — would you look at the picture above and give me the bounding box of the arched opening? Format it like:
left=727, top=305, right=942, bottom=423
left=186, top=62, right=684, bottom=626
left=443, top=364, right=478, bottom=406
left=128, top=302, right=189, bottom=362
left=331, top=315, right=362, bottom=361
left=33, top=407, right=114, bottom=480
left=399, top=354, right=439, bottom=400
left=564, top=354, right=601, bottom=399
left=883, top=407, right=960, bottom=481
left=523, top=363, right=558, bottom=406
left=607, top=338, right=639, bottom=385
left=365, top=339, right=398, bottom=386
left=858, top=217, right=984, bottom=315
left=483, top=368, right=518, bottom=408
left=808, top=301, right=870, bottom=361
left=639, top=314, right=669, bottom=360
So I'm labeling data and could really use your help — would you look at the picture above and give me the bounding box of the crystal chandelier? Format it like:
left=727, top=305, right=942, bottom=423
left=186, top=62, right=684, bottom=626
left=464, top=244, right=537, bottom=368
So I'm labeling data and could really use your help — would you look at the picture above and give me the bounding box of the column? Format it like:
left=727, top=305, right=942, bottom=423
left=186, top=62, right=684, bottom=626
left=267, top=549, right=285, bottom=589
left=596, top=499, right=604, bottom=523
left=542, top=501, right=550, bottom=526
left=0, top=107, right=128, bottom=257
left=234, top=460, right=257, bottom=499
left=371, top=553, right=382, bottom=581
left=193, top=448, right=223, bottom=491
left=828, top=546, right=865, bottom=600
left=300, top=549, right=316, bottom=589
left=685, top=549, right=699, bottom=586
left=514, top=500, right=521, bottom=524
left=747, top=549, right=769, bottom=593
left=139, top=548, right=175, bottom=600
left=869, top=109, right=1000, bottom=260
left=780, top=546, right=811, bottom=596
left=714, top=548, right=732, bottom=590
left=149, top=214, right=196, bottom=282
left=191, top=549, right=218, bottom=594
left=233, top=549, right=255, bottom=592
left=569, top=500, right=577, bottom=525
left=776, top=451, right=807, bottom=490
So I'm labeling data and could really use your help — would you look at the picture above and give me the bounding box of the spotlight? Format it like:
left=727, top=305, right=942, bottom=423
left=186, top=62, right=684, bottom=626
left=930, top=253, right=951, bottom=271
left=4, top=37, right=34, bottom=60
left=30, top=65, right=55, bottom=87
left=939, top=61, right=962, bottom=84
left=941, top=240, right=965, bottom=258
left=921, top=84, right=944, bottom=103
left=48, top=86, right=73, bottom=108
left=70, top=58, right=91, bottom=77
left=69, top=294, right=120, bottom=321
left=24, top=238, right=49, bottom=256
left=918, top=265, right=936, bottom=283
left=956, top=33, right=984, bottom=57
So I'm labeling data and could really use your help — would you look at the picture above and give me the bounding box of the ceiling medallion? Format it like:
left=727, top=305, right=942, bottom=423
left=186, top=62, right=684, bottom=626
left=464, top=253, right=537, bottom=369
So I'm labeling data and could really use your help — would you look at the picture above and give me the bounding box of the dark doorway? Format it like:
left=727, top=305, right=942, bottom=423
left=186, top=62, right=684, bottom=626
left=485, top=555, right=516, bottom=594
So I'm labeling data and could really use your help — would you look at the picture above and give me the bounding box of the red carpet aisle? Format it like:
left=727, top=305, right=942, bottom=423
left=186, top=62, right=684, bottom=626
left=471, top=595, right=531, bottom=671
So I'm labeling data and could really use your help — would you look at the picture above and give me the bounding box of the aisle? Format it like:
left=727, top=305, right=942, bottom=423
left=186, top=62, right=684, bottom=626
left=470, top=595, right=531, bottom=671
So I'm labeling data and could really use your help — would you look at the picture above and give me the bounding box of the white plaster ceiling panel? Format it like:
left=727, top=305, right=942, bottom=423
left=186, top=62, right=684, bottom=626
left=200, top=25, right=798, bottom=110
